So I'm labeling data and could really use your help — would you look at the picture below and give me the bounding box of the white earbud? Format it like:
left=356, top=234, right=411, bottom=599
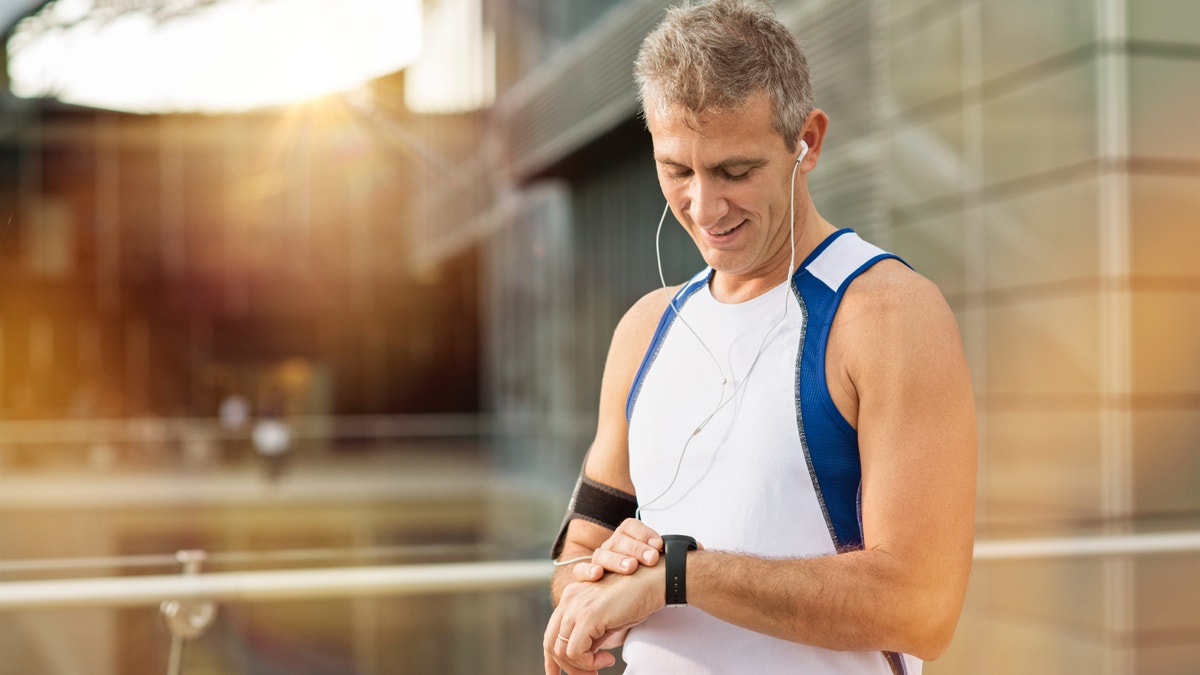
left=796, top=139, right=810, bottom=163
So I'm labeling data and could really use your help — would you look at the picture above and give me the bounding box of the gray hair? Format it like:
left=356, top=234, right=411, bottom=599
left=634, top=0, right=813, bottom=153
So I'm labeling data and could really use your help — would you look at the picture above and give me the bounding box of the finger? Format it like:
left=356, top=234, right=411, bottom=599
left=595, top=528, right=662, bottom=564
left=543, top=627, right=560, bottom=659
left=561, top=630, right=602, bottom=673
left=589, top=648, right=617, bottom=669
left=550, top=614, right=581, bottom=663
left=549, top=634, right=583, bottom=675
left=614, top=518, right=664, bottom=551
left=588, top=546, right=641, bottom=575
left=545, top=650, right=598, bottom=675
left=572, top=561, right=603, bottom=582
left=542, top=606, right=571, bottom=655
left=545, top=593, right=602, bottom=675
left=594, top=627, right=629, bottom=651
left=546, top=649, right=598, bottom=675
left=601, top=520, right=663, bottom=566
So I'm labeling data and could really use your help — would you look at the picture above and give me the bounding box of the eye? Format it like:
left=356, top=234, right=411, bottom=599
left=723, top=170, right=750, bottom=181
left=670, top=168, right=693, bottom=179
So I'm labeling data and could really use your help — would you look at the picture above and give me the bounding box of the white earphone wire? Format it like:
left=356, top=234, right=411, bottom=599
left=638, top=146, right=806, bottom=519
left=655, top=203, right=727, bottom=385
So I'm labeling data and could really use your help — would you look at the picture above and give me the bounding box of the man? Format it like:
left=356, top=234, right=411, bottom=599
left=544, top=1, right=976, bottom=673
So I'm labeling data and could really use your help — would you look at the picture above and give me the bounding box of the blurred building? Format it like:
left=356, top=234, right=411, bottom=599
left=0, top=0, right=1197, bottom=673
left=0, top=93, right=481, bottom=423
left=0, top=5, right=492, bottom=674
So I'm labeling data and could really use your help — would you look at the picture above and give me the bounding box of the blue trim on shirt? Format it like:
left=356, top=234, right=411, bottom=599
left=626, top=269, right=711, bottom=422
left=796, top=227, right=854, bottom=270
left=816, top=253, right=906, bottom=439
left=794, top=244, right=906, bottom=551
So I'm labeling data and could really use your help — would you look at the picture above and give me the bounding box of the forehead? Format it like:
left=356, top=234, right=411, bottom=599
left=645, top=91, right=785, bottom=159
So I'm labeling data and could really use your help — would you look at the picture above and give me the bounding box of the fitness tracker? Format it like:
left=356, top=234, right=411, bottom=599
left=662, top=534, right=698, bottom=606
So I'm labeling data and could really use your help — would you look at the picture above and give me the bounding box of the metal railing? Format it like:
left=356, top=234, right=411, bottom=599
left=2, top=530, right=1198, bottom=612
left=0, top=530, right=1195, bottom=675
left=972, top=529, right=1200, bottom=561
left=0, top=559, right=554, bottom=611
left=0, top=413, right=499, bottom=446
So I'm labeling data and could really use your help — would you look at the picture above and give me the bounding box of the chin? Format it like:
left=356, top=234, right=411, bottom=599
left=700, top=249, right=749, bottom=271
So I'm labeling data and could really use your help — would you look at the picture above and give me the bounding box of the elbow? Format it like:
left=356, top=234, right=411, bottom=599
left=895, top=594, right=965, bottom=661
left=905, top=616, right=958, bottom=661
left=888, top=553, right=971, bottom=660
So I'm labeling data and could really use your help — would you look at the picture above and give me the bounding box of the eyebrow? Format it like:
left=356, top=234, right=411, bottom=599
left=655, top=156, right=769, bottom=172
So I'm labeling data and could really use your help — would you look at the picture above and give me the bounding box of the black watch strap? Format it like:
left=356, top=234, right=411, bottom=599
left=662, top=534, right=698, bottom=606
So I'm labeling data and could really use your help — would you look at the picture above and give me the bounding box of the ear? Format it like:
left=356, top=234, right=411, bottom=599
left=796, top=109, right=830, bottom=171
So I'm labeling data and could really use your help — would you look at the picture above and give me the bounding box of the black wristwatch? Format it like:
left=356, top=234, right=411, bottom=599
left=662, top=534, right=698, bottom=606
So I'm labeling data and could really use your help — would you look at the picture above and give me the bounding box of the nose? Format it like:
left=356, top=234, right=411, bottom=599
left=683, top=176, right=728, bottom=230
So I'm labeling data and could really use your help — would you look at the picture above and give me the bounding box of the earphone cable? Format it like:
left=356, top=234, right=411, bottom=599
left=638, top=153, right=804, bottom=518
left=656, top=202, right=727, bottom=385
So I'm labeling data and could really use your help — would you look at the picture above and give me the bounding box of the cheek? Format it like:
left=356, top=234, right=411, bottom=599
left=658, top=188, right=690, bottom=220
left=658, top=177, right=685, bottom=201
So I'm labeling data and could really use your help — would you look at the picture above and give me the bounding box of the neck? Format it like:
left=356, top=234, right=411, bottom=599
left=708, top=211, right=836, bottom=304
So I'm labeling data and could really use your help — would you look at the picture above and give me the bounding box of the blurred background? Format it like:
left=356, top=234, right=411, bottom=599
left=0, top=0, right=1196, bottom=673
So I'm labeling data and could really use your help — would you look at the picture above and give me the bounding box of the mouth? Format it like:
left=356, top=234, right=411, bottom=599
left=704, top=220, right=745, bottom=240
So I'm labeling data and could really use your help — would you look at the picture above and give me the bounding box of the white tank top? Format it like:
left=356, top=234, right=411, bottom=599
left=623, top=230, right=920, bottom=675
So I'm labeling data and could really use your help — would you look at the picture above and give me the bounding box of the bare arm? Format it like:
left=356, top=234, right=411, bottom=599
left=545, top=289, right=672, bottom=673
left=549, top=263, right=976, bottom=668
left=549, top=288, right=671, bottom=602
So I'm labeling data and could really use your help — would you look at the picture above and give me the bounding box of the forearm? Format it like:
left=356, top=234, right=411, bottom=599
left=686, top=548, right=964, bottom=660
left=550, top=536, right=600, bottom=605
left=550, top=562, right=575, bottom=606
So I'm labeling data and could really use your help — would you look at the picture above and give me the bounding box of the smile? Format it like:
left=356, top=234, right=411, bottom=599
left=707, top=221, right=745, bottom=238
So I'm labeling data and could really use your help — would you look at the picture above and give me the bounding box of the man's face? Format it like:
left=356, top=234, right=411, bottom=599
left=647, top=91, right=803, bottom=285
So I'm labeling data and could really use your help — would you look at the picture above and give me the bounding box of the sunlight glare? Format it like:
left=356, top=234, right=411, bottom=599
left=7, top=0, right=422, bottom=114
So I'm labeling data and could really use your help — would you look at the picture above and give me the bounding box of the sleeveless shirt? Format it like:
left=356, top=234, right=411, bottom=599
left=623, top=229, right=919, bottom=675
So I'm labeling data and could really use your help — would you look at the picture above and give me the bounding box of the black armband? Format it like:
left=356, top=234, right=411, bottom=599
left=550, top=472, right=637, bottom=560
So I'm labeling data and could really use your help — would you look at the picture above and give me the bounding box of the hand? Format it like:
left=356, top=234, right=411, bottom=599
left=573, top=519, right=664, bottom=583
left=543, top=564, right=664, bottom=675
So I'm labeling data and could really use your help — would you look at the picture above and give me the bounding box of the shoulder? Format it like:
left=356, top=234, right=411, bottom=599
left=846, top=258, right=947, bottom=314
left=825, top=257, right=971, bottom=435
left=837, top=258, right=962, bottom=374
left=584, top=286, right=679, bottom=489
left=595, top=285, right=679, bottom=415
left=610, top=286, right=677, bottom=362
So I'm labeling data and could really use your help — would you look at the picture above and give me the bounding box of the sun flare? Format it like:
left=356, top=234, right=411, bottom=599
left=7, top=0, right=422, bottom=114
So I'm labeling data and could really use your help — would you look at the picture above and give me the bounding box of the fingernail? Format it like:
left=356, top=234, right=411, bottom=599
left=621, top=558, right=634, bottom=571
left=589, top=565, right=600, bottom=576
left=642, top=550, right=655, bottom=564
